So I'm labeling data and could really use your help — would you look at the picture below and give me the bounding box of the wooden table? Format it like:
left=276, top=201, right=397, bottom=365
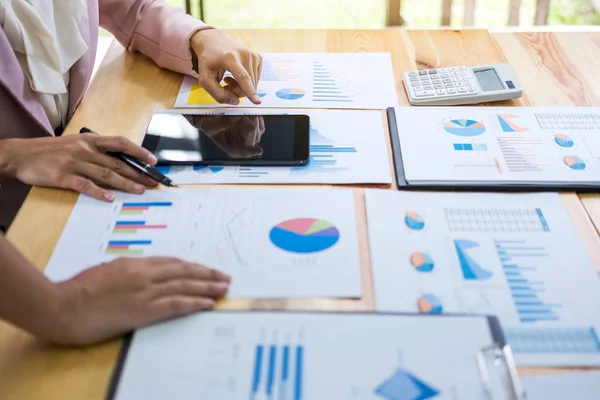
left=2, top=29, right=600, bottom=399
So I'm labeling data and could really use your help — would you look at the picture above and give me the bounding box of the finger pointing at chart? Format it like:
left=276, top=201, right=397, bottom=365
left=191, top=30, right=263, bottom=105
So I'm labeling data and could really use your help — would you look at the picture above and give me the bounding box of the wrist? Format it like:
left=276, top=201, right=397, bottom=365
left=0, top=139, right=22, bottom=180
left=190, top=28, right=211, bottom=52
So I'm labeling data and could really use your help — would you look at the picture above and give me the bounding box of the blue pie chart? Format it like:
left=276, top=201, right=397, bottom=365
left=554, top=134, right=574, bottom=148
left=404, top=212, right=425, bottom=230
left=193, top=165, right=224, bottom=173
left=269, top=218, right=340, bottom=253
left=276, top=88, right=306, bottom=100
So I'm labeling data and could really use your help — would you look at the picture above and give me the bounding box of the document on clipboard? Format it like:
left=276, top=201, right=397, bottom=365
left=108, top=311, right=524, bottom=400
left=387, top=106, right=600, bottom=191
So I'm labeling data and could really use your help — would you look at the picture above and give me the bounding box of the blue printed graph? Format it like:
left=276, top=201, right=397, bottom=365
left=311, top=61, right=354, bottom=103
left=411, top=252, right=434, bottom=272
left=405, top=212, right=425, bottom=230
left=193, top=165, right=224, bottom=174
left=276, top=88, right=306, bottom=100
left=375, top=368, right=440, bottom=400
left=443, top=119, right=486, bottom=136
left=564, top=156, right=586, bottom=170
left=250, top=339, right=303, bottom=400
left=155, top=165, right=171, bottom=174
left=417, top=294, right=443, bottom=315
left=155, top=165, right=224, bottom=175
left=260, top=58, right=298, bottom=82
left=554, top=134, right=574, bottom=148
left=454, top=239, right=493, bottom=280
left=504, top=327, right=600, bottom=354
left=291, top=127, right=355, bottom=175
left=494, top=240, right=560, bottom=324
left=269, top=218, right=340, bottom=253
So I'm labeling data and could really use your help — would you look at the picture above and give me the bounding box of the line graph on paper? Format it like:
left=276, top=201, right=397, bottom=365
left=216, top=207, right=248, bottom=267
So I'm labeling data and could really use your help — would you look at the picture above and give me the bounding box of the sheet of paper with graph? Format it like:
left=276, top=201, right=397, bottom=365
left=150, top=109, right=392, bottom=185
left=391, top=106, right=600, bottom=188
left=365, top=189, right=600, bottom=367
left=175, top=53, right=399, bottom=109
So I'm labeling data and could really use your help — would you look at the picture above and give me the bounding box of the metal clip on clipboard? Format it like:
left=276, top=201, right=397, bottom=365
left=476, top=343, right=526, bottom=400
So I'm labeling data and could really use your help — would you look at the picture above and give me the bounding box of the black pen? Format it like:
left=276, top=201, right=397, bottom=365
left=79, top=127, right=177, bottom=187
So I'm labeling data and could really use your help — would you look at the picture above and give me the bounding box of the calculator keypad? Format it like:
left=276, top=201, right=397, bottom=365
left=406, top=67, right=478, bottom=99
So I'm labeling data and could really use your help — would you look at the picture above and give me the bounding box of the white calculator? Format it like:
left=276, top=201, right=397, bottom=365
left=403, top=63, right=523, bottom=106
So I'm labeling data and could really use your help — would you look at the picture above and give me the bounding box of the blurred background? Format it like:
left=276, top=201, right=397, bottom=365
left=180, top=0, right=600, bottom=28
left=96, top=0, right=599, bottom=76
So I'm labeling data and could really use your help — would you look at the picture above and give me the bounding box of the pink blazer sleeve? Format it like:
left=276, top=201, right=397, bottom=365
left=99, top=0, right=211, bottom=76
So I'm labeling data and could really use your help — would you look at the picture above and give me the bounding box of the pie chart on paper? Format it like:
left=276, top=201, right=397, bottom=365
left=443, top=119, right=486, bottom=137
left=193, top=165, right=224, bottom=174
left=269, top=218, right=340, bottom=253
left=276, top=88, right=306, bottom=100
left=554, top=134, right=574, bottom=148
left=404, top=212, right=425, bottom=230
left=410, top=252, right=434, bottom=272
left=417, top=294, right=443, bottom=314
left=563, top=156, right=586, bottom=170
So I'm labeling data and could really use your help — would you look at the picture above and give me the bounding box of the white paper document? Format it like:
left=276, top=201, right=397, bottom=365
left=175, top=53, right=398, bottom=109
left=45, top=188, right=362, bottom=298
left=365, top=189, right=600, bottom=367
left=393, top=106, right=600, bottom=187
left=522, top=372, right=600, bottom=400
left=113, top=311, right=512, bottom=400
left=152, top=109, right=392, bottom=185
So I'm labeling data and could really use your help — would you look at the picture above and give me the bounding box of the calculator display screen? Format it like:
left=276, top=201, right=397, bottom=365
left=474, top=68, right=504, bottom=91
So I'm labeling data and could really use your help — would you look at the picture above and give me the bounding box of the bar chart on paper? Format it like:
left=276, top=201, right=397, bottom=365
left=154, top=110, right=392, bottom=185
left=366, top=190, right=600, bottom=366
left=45, top=188, right=363, bottom=299
left=114, top=312, right=500, bottom=399
left=250, top=332, right=304, bottom=400
left=175, top=53, right=398, bottom=109
left=105, top=201, right=173, bottom=258
left=392, top=106, right=600, bottom=188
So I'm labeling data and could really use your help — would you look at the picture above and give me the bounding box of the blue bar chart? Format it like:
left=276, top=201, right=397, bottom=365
left=505, top=327, right=600, bottom=354
left=291, top=127, right=356, bottom=175
left=250, top=337, right=303, bottom=400
left=494, top=240, right=560, bottom=323
left=445, top=207, right=550, bottom=232
left=311, top=61, right=353, bottom=103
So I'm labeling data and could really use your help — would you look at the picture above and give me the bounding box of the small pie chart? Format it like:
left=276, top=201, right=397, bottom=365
left=270, top=218, right=340, bottom=253
left=193, top=165, right=224, bottom=174
left=256, top=88, right=267, bottom=98
left=443, top=119, right=486, bottom=137
left=563, top=156, right=586, bottom=171
left=417, top=294, right=443, bottom=314
left=554, top=134, right=574, bottom=148
left=276, top=88, right=306, bottom=100
left=410, top=252, right=434, bottom=272
left=404, top=212, right=425, bottom=230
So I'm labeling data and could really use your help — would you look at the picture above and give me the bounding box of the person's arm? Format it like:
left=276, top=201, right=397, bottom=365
left=98, top=0, right=262, bottom=104
left=99, top=0, right=211, bottom=77
left=0, top=235, right=63, bottom=340
left=0, top=234, right=230, bottom=346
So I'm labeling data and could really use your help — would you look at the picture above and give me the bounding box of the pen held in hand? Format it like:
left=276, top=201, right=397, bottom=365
left=79, top=127, right=178, bottom=188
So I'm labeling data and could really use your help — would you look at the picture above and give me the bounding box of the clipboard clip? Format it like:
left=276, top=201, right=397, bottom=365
left=476, top=343, right=526, bottom=400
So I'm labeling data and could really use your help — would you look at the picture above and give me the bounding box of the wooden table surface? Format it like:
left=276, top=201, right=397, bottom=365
left=2, top=29, right=600, bottom=399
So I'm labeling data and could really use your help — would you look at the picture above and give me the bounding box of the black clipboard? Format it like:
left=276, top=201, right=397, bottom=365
left=387, top=107, right=600, bottom=192
left=105, top=310, right=525, bottom=400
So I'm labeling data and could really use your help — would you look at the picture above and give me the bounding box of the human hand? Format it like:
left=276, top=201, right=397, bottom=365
left=187, top=115, right=265, bottom=158
left=0, top=135, right=159, bottom=201
left=52, top=257, right=231, bottom=346
left=190, top=29, right=263, bottom=105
